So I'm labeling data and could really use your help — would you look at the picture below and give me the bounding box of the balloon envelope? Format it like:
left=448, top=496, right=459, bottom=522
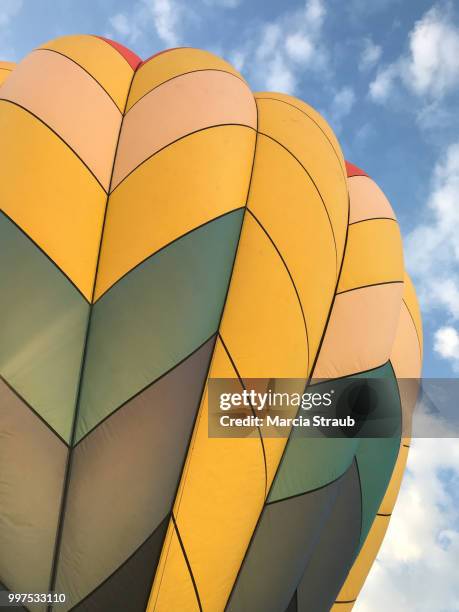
left=0, top=35, right=422, bottom=612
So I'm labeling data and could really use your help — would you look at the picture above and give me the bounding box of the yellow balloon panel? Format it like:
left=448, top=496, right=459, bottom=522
left=314, top=283, right=404, bottom=379
left=220, top=213, right=309, bottom=379
left=95, top=126, right=256, bottom=299
left=1, top=50, right=121, bottom=191
left=153, top=339, right=266, bottom=611
left=338, top=219, right=404, bottom=293
left=392, top=274, right=423, bottom=445
left=256, top=91, right=346, bottom=178
left=113, top=70, right=256, bottom=188
left=379, top=443, right=409, bottom=514
left=348, top=175, right=396, bottom=224
left=127, top=48, right=244, bottom=111
left=403, top=273, right=423, bottom=357
left=0, top=62, right=14, bottom=86
left=255, top=96, right=349, bottom=261
left=247, top=133, right=338, bottom=364
left=147, top=521, right=201, bottom=612
left=392, top=302, right=422, bottom=438
left=40, top=35, right=134, bottom=111
left=0, top=101, right=106, bottom=299
left=219, top=213, right=310, bottom=490
left=332, top=602, right=355, bottom=611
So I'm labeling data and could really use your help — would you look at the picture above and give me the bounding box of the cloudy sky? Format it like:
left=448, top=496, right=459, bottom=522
left=1, top=0, right=459, bottom=609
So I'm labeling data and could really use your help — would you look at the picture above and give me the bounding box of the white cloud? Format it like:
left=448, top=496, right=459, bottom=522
left=107, top=0, right=183, bottom=47
left=304, top=0, right=325, bottom=27
left=403, top=4, right=459, bottom=98
left=285, top=33, right=314, bottom=63
left=107, top=0, right=243, bottom=49
left=322, top=85, right=356, bottom=132
left=406, top=142, right=459, bottom=283
left=256, top=23, right=282, bottom=63
left=332, top=86, right=356, bottom=116
left=151, top=0, right=180, bottom=46
left=229, top=49, right=245, bottom=71
left=405, top=143, right=459, bottom=371
left=368, top=64, right=397, bottom=102
left=264, top=53, right=297, bottom=93
left=356, top=432, right=459, bottom=611
left=434, top=327, right=459, bottom=371
left=109, top=13, right=142, bottom=42
left=230, top=0, right=329, bottom=94
left=416, top=100, right=457, bottom=131
left=354, top=122, right=375, bottom=149
left=0, top=0, right=22, bottom=27
left=359, top=37, right=382, bottom=72
left=0, top=0, right=22, bottom=59
left=369, top=3, right=459, bottom=104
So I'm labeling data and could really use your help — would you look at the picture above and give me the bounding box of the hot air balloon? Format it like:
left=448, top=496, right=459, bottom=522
left=0, top=35, right=422, bottom=612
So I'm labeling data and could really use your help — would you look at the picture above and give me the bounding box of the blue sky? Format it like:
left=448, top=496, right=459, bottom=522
left=1, top=1, right=459, bottom=609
